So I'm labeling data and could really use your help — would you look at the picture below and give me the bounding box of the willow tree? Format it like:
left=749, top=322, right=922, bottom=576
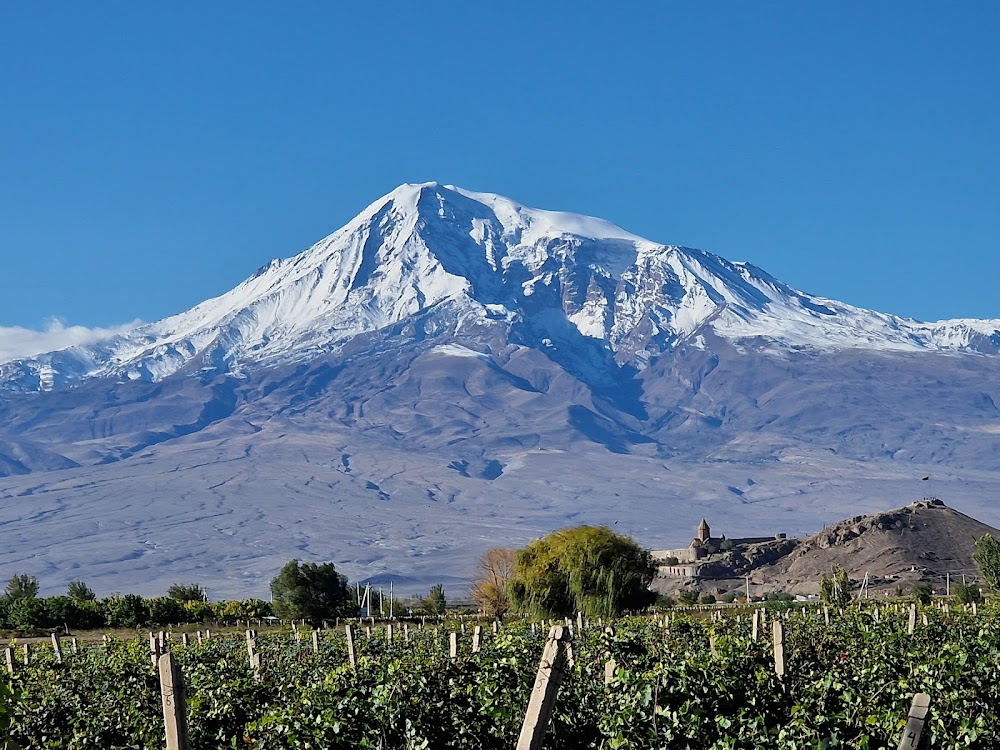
left=508, top=526, right=656, bottom=618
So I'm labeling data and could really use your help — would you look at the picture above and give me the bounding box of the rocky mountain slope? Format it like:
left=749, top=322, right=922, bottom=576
left=1, top=184, right=999, bottom=598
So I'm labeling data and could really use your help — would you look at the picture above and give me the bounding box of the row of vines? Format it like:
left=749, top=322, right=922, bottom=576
left=1, top=604, right=998, bottom=749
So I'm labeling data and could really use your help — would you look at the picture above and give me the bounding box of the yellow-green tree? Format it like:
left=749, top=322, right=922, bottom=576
left=471, top=547, right=515, bottom=619
left=508, top=526, right=656, bottom=618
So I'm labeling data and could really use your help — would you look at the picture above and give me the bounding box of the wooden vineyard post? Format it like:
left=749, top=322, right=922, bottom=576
left=603, top=624, right=616, bottom=684
left=22, top=644, right=29, bottom=666
left=387, top=624, right=394, bottom=643
left=150, top=632, right=160, bottom=667
left=772, top=621, right=785, bottom=679
left=493, top=620, right=500, bottom=635
left=908, top=604, right=917, bottom=635
left=51, top=633, right=63, bottom=663
left=472, top=625, right=483, bottom=653
left=751, top=610, right=759, bottom=642
left=345, top=624, right=356, bottom=667
left=450, top=631, right=459, bottom=659
left=312, top=629, right=320, bottom=653
left=4, top=647, right=14, bottom=675
left=404, top=623, right=410, bottom=642
left=71, top=637, right=78, bottom=655
left=516, top=626, right=573, bottom=750
left=246, top=630, right=260, bottom=679
left=823, top=607, right=830, bottom=626
left=604, top=659, right=616, bottom=685
left=896, top=693, right=931, bottom=750
left=158, top=652, right=191, bottom=750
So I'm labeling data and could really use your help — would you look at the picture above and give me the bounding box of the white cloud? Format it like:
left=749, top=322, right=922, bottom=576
left=0, top=319, right=141, bottom=364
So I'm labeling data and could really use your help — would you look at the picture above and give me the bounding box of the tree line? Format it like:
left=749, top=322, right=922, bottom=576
left=9, top=523, right=991, bottom=633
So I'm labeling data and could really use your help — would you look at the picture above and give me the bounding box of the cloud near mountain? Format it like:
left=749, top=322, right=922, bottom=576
left=0, top=318, right=142, bottom=364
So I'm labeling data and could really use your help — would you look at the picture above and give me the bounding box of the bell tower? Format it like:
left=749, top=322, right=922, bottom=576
left=697, top=518, right=711, bottom=543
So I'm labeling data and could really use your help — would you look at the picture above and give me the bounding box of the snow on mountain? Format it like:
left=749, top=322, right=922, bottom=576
left=3, top=182, right=999, bottom=392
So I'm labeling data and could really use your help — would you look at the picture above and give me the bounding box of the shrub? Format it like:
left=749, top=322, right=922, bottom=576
left=953, top=581, right=982, bottom=605
left=678, top=590, right=699, bottom=605
left=913, top=582, right=933, bottom=605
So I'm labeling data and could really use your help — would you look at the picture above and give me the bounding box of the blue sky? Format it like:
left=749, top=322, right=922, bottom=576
left=1, top=3, right=998, bottom=352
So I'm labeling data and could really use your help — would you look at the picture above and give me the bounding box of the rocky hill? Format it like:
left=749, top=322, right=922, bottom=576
left=658, top=499, right=998, bottom=599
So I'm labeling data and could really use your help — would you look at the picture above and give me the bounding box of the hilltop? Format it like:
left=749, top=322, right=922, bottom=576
left=655, top=499, right=999, bottom=599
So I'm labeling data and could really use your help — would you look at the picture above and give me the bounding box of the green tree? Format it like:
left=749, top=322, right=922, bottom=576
left=953, top=581, right=982, bottom=605
left=45, top=596, right=102, bottom=631
left=5, top=574, right=39, bottom=601
left=819, top=566, right=852, bottom=607
left=700, top=593, right=717, bottom=605
left=270, top=560, right=353, bottom=621
left=101, top=594, right=148, bottom=628
left=508, top=525, right=656, bottom=618
left=422, top=584, right=447, bottom=615
left=913, top=581, right=933, bottom=605
left=973, top=533, right=1000, bottom=591
left=66, top=581, right=96, bottom=602
left=146, top=596, right=186, bottom=625
left=7, top=597, right=49, bottom=631
left=167, top=583, right=207, bottom=602
left=678, top=590, right=699, bottom=605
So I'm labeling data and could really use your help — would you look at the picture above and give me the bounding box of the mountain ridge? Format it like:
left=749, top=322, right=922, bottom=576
left=3, top=182, right=1000, bottom=394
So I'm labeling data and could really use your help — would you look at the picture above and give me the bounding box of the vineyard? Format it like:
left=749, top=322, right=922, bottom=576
left=1, top=603, right=998, bottom=749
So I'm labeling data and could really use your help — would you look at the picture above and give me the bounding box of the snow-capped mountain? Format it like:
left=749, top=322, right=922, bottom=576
left=3, top=182, right=999, bottom=393
left=3, top=184, right=1000, bottom=599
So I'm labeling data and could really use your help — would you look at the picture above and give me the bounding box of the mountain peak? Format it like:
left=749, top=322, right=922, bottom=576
left=2, top=186, right=1000, bottom=392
